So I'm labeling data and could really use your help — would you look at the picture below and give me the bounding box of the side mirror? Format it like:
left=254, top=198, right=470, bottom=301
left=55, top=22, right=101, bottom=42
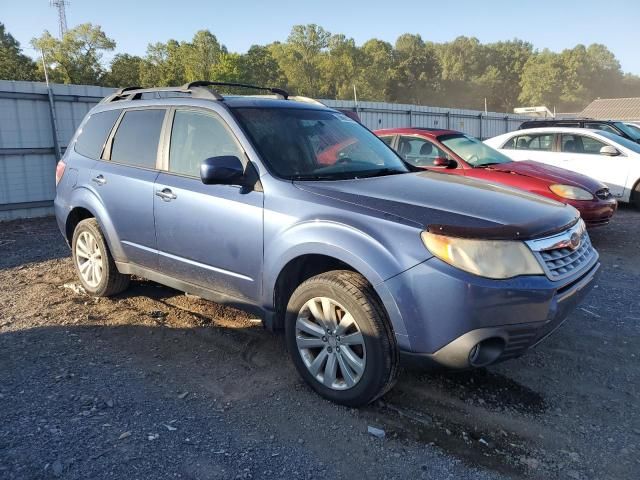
left=200, top=156, right=244, bottom=185
left=600, top=145, right=620, bottom=156
left=433, top=157, right=455, bottom=168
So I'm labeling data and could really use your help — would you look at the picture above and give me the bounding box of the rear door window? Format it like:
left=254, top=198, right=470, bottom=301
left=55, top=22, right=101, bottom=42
left=109, top=109, right=166, bottom=169
left=168, top=110, right=244, bottom=177
left=508, top=134, right=554, bottom=151
left=74, top=109, right=121, bottom=159
left=560, top=134, right=607, bottom=154
left=397, top=136, right=449, bottom=166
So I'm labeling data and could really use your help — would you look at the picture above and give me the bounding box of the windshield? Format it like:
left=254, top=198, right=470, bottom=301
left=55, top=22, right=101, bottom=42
left=439, top=134, right=513, bottom=167
left=614, top=122, right=640, bottom=142
left=599, top=130, right=640, bottom=153
left=231, top=107, right=409, bottom=180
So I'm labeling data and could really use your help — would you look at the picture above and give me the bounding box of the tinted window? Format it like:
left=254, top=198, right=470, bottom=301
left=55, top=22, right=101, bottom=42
left=74, top=109, right=120, bottom=159
left=379, top=136, right=394, bottom=146
left=169, top=110, right=243, bottom=177
left=614, top=122, right=640, bottom=141
left=508, top=134, right=554, bottom=151
left=397, top=136, right=450, bottom=166
left=585, top=122, right=618, bottom=135
left=110, top=109, right=166, bottom=169
left=560, top=134, right=606, bottom=154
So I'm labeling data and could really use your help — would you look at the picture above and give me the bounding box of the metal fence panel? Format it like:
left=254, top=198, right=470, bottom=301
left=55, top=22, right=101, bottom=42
left=322, top=99, right=529, bottom=138
left=0, top=81, right=530, bottom=220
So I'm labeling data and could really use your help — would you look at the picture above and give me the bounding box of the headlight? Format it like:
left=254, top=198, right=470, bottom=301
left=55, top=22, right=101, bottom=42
left=421, top=232, right=544, bottom=279
left=549, top=184, right=594, bottom=201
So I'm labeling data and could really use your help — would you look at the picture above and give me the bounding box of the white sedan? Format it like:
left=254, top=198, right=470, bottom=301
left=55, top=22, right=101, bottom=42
left=485, top=127, right=640, bottom=208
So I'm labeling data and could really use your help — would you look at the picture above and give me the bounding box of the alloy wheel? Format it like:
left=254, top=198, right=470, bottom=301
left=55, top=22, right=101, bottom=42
left=75, top=230, right=104, bottom=288
left=295, top=297, right=366, bottom=390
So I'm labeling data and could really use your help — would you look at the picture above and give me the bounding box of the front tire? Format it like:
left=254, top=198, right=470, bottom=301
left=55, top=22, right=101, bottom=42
left=71, top=218, right=130, bottom=297
left=285, top=270, right=398, bottom=406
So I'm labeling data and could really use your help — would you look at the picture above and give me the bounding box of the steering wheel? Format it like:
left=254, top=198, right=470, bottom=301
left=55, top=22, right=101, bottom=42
left=467, top=154, right=479, bottom=164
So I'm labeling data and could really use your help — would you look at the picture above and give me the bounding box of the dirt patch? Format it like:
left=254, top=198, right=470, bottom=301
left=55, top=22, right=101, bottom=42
left=1, top=208, right=639, bottom=479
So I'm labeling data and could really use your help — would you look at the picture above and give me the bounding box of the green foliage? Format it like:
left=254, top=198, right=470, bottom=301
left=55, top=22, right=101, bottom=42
left=1, top=20, right=637, bottom=111
left=31, top=23, right=115, bottom=85
left=103, top=54, right=144, bottom=87
left=0, top=22, right=40, bottom=81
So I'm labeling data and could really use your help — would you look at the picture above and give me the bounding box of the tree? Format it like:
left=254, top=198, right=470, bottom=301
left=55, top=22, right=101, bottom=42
left=386, top=34, right=440, bottom=104
left=239, top=44, right=287, bottom=87
left=356, top=39, right=393, bottom=101
left=0, top=22, right=40, bottom=81
left=31, top=23, right=116, bottom=85
left=272, top=24, right=331, bottom=96
left=182, top=30, right=225, bottom=82
left=321, top=34, right=361, bottom=99
left=103, top=54, right=143, bottom=87
left=140, top=40, right=187, bottom=87
left=519, top=50, right=564, bottom=110
left=476, top=40, right=533, bottom=111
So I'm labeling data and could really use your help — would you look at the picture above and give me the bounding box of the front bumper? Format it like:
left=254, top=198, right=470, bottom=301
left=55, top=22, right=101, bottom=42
left=383, top=254, right=600, bottom=369
left=568, top=198, right=617, bottom=228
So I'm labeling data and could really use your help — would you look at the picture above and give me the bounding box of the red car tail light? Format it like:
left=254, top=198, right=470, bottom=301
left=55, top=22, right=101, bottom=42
left=55, top=160, right=66, bottom=186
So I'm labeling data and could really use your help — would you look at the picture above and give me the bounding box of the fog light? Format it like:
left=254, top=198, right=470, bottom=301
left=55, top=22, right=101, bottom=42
left=468, top=337, right=505, bottom=367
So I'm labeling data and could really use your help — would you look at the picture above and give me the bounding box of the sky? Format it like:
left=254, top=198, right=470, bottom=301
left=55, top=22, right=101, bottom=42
left=3, top=0, right=640, bottom=74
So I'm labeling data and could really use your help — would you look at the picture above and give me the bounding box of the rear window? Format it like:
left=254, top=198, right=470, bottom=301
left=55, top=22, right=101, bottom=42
left=74, top=109, right=121, bottom=159
left=110, top=109, right=166, bottom=169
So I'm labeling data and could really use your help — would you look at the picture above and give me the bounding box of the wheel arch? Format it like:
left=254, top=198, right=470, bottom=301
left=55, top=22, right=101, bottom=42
left=265, top=235, right=411, bottom=342
left=64, top=187, right=125, bottom=260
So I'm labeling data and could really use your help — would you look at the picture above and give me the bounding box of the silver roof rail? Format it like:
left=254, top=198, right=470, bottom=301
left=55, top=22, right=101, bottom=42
left=100, top=81, right=291, bottom=104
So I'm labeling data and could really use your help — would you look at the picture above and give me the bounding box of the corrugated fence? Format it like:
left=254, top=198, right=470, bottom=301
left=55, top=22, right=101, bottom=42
left=0, top=80, right=530, bottom=220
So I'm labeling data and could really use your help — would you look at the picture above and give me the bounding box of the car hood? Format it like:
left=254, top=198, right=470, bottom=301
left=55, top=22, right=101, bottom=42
left=294, top=171, right=579, bottom=240
left=483, top=160, right=607, bottom=192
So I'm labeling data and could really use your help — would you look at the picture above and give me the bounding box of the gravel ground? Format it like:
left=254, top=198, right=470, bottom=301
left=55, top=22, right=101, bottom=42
left=0, top=208, right=638, bottom=480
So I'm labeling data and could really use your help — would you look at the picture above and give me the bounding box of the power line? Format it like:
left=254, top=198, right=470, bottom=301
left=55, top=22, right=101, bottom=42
left=50, top=0, right=69, bottom=39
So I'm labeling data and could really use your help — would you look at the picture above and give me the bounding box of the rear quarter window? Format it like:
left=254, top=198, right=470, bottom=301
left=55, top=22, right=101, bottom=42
left=74, top=109, right=121, bottom=159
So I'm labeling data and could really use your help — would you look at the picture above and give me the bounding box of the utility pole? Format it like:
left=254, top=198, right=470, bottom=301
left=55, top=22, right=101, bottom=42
left=41, top=48, right=62, bottom=160
left=50, top=0, right=69, bottom=39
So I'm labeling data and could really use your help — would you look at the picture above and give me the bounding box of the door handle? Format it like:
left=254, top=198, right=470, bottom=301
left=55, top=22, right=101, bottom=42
left=91, top=174, right=106, bottom=186
left=155, top=188, right=177, bottom=201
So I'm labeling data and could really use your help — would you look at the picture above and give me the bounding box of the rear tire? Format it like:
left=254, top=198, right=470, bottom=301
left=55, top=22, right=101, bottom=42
left=633, top=181, right=640, bottom=210
left=71, top=218, right=130, bottom=297
left=285, top=270, right=398, bottom=407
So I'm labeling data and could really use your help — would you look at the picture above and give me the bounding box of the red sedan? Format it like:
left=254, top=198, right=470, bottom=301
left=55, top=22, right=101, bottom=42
left=375, top=128, right=617, bottom=227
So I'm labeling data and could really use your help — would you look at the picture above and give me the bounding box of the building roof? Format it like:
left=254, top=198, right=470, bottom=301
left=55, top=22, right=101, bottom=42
left=580, top=97, right=640, bottom=121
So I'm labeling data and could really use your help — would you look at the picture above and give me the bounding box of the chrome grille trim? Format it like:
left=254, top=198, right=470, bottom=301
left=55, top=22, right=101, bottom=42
left=525, top=220, right=597, bottom=281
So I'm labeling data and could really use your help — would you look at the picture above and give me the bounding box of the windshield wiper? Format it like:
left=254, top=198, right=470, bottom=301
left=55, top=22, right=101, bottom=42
left=355, top=168, right=407, bottom=178
left=474, top=162, right=502, bottom=168
left=290, top=172, right=357, bottom=181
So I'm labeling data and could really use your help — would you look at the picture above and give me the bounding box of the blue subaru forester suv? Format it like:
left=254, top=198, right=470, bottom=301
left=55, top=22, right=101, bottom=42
left=54, top=82, right=600, bottom=406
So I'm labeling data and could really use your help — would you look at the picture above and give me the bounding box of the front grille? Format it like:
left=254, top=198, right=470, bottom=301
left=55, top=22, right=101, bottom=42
left=526, top=220, right=598, bottom=282
left=538, top=235, right=595, bottom=280
left=595, top=188, right=611, bottom=200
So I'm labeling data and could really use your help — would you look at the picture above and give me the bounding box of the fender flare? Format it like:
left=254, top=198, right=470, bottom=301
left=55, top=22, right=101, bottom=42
left=263, top=220, right=414, bottom=337
left=66, top=187, right=126, bottom=261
